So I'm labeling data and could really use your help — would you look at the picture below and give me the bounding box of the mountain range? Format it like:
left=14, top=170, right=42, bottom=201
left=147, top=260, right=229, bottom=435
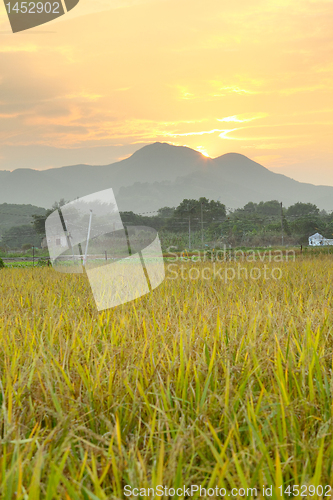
left=0, top=142, right=332, bottom=213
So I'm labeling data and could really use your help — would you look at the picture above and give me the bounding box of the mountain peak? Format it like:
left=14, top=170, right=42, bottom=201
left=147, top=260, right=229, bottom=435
left=214, top=151, right=269, bottom=174
left=130, top=142, right=206, bottom=161
left=218, top=152, right=252, bottom=160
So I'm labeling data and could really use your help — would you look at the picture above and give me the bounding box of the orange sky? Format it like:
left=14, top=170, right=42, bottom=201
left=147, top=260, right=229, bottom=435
left=0, top=0, right=332, bottom=184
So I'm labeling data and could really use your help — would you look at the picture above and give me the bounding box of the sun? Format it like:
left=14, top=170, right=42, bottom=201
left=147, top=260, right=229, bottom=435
left=196, top=146, right=211, bottom=158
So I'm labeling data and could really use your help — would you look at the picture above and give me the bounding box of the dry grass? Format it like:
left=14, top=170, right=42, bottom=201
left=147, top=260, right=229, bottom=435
left=0, top=253, right=333, bottom=499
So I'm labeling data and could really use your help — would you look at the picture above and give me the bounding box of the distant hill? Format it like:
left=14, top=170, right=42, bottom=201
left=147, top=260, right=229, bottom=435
left=0, top=143, right=332, bottom=212
left=0, top=203, right=46, bottom=239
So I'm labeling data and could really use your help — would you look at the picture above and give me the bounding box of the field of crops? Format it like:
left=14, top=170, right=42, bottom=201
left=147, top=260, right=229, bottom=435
left=0, top=252, right=333, bottom=499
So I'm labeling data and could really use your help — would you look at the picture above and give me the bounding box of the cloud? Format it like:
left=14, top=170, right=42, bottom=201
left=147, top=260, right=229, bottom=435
left=0, top=44, right=38, bottom=52
left=217, top=113, right=268, bottom=123
left=0, top=0, right=331, bottom=186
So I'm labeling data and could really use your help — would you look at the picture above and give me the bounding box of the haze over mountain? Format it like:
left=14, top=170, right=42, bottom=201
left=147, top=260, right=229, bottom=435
left=0, top=143, right=332, bottom=213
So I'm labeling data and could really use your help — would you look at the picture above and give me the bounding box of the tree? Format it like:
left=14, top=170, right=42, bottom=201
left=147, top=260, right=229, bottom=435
left=173, top=199, right=198, bottom=233
left=1, top=225, right=41, bottom=249
left=257, top=200, right=281, bottom=216
left=286, top=202, right=319, bottom=217
left=31, top=212, right=51, bottom=235
left=120, top=211, right=145, bottom=226
left=282, top=215, right=291, bottom=236
left=203, top=198, right=227, bottom=222
left=22, top=243, right=33, bottom=251
left=32, top=199, right=68, bottom=236
left=243, top=202, right=257, bottom=213
left=157, top=206, right=175, bottom=218
left=174, top=198, right=226, bottom=228
left=174, top=199, right=198, bottom=217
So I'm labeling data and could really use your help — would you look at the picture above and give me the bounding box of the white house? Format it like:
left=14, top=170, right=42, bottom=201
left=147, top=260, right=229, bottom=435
left=309, top=233, right=333, bottom=246
left=41, top=235, right=67, bottom=249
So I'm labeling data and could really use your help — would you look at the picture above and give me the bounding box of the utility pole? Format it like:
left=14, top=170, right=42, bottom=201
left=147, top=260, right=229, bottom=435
left=188, top=215, right=191, bottom=250
left=280, top=202, right=284, bottom=246
left=201, top=202, right=204, bottom=249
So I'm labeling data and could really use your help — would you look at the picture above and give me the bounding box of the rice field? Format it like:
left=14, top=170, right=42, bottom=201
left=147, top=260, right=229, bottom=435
left=0, top=252, right=333, bottom=499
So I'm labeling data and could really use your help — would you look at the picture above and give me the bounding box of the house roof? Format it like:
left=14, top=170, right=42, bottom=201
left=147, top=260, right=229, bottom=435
left=309, top=233, right=323, bottom=239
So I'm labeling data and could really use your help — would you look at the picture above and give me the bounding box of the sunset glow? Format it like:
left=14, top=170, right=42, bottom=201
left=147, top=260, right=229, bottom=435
left=0, top=0, right=332, bottom=184
left=196, top=146, right=211, bottom=158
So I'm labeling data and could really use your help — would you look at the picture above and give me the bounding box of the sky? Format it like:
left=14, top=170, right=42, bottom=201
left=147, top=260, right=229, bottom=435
left=0, top=0, right=332, bottom=185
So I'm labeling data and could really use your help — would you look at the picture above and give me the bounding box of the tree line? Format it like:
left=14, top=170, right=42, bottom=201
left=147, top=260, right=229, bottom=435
left=0, top=198, right=332, bottom=250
